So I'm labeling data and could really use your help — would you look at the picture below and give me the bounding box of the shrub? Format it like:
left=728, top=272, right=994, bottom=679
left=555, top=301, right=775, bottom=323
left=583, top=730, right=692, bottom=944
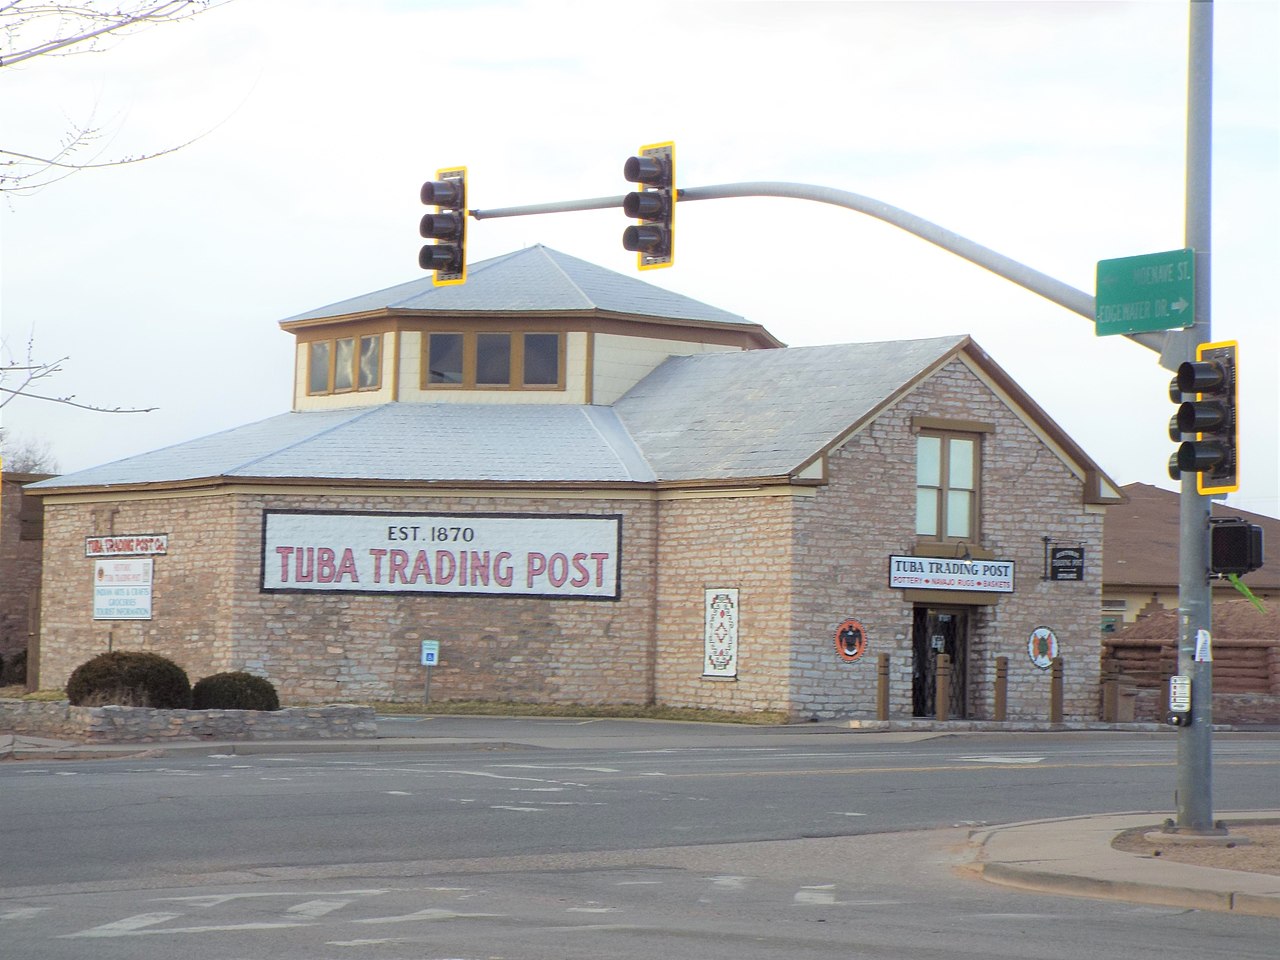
left=192, top=671, right=280, bottom=711
left=1, top=649, right=25, bottom=685
left=66, top=651, right=192, bottom=709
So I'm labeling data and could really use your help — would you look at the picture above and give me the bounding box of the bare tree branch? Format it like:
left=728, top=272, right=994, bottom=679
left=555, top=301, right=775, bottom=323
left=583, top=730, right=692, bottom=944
left=0, top=0, right=233, bottom=192
left=1, top=1, right=228, bottom=68
left=1, top=340, right=157, bottom=413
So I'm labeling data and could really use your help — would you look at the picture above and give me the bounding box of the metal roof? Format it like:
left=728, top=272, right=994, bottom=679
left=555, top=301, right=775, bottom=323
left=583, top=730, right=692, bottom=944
left=613, top=336, right=967, bottom=480
left=28, top=336, right=974, bottom=492
left=281, top=244, right=756, bottom=328
left=29, top=404, right=656, bottom=490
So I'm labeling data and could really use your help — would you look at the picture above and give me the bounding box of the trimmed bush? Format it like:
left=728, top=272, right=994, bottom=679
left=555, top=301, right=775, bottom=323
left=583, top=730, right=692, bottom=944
left=192, top=671, right=280, bottom=711
left=66, top=651, right=192, bottom=709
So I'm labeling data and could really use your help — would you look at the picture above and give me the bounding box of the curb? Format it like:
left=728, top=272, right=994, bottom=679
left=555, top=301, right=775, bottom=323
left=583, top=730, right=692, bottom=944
left=976, top=862, right=1269, bottom=916
left=967, top=813, right=1280, bottom=919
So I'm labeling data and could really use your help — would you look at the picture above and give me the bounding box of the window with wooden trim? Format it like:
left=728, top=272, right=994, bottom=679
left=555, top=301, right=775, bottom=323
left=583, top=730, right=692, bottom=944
left=424, top=331, right=563, bottom=390
left=916, top=430, right=980, bottom=541
left=307, top=334, right=382, bottom=394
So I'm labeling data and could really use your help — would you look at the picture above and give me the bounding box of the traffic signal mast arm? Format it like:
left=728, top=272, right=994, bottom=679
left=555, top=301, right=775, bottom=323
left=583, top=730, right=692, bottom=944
left=470, top=180, right=1167, bottom=356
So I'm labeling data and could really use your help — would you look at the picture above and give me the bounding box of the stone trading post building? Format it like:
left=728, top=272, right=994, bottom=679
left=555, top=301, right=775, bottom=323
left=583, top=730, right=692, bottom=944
left=26, top=246, right=1122, bottom=721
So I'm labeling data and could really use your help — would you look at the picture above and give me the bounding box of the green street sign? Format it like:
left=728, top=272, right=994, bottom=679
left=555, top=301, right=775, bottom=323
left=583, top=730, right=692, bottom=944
left=1095, top=248, right=1195, bottom=336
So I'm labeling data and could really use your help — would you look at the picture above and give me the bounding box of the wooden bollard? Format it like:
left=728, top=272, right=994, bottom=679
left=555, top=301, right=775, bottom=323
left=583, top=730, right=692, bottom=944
left=993, top=656, right=1008, bottom=722
left=1049, top=656, right=1064, bottom=725
left=1100, top=657, right=1119, bottom=723
left=876, top=653, right=890, bottom=721
left=935, top=652, right=951, bottom=723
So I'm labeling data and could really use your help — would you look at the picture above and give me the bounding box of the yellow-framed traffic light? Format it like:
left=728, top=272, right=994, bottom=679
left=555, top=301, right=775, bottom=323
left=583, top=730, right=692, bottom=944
left=1168, top=339, right=1239, bottom=495
left=622, top=141, right=675, bottom=270
left=419, top=166, right=467, bottom=286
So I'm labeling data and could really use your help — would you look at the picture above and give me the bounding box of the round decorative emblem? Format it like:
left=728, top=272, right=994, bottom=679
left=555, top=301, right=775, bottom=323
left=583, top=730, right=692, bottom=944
left=1027, top=626, right=1059, bottom=670
left=834, top=619, right=868, bottom=663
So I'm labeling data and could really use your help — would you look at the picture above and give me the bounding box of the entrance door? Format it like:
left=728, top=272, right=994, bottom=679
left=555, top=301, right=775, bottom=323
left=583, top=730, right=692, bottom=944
left=911, top=606, right=968, bottom=718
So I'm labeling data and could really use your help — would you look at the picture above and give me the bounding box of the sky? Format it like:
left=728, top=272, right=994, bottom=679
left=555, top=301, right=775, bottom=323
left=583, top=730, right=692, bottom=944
left=1, top=0, right=1277, bottom=517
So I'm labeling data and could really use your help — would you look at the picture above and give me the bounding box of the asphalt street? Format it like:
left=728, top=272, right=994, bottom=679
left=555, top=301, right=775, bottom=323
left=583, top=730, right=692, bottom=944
left=1, top=721, right=1277, bottom=959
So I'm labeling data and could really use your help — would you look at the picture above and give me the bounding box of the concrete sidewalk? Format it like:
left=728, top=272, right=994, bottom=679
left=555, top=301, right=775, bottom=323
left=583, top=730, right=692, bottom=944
left=968, top=811, right=1280, bottom=919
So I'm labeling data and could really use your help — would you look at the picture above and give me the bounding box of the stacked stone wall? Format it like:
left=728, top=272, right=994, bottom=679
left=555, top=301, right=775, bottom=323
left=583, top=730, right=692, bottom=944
left=0, top=699, right=376, bottom=741
left=654, top=495, right=794, bottom=714
left=36, top=496, right=235, bottom=692
left=792, top=359, right=1105, bottom=720
left=0, top=475, right=46, bottom=664
left=37, top=492, right=658, bottom=706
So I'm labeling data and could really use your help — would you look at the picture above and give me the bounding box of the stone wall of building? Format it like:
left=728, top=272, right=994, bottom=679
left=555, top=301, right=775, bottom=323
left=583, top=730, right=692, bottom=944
left=37, top=490, right=659, bottom=706
left=790, top=359, right=1106, bottom=721
left=653, top=493, right=796, bottom=713
left=30, top=359, right=1107, bottom=721
left=36, top=494, right=237, bottom=693
left=0, top=473, right=48, bottom=667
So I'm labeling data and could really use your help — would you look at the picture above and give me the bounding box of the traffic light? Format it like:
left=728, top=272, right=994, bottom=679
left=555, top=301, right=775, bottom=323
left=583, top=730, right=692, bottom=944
left=622, top=141, right=675, bottom=270
left=1167, top=339, right=1238, bottom=495
left=419, top=166, right=467, bottom=286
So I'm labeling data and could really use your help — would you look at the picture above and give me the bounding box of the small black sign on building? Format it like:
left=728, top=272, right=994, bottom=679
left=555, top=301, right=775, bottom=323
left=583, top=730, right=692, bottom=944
left=1049, top=545, right=1085, bottom=581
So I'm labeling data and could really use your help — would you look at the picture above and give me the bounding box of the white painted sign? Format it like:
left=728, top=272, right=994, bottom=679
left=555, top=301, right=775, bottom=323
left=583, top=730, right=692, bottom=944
left=420, top=640, right=440, bottom=666
left=85, top=534, right=168, bottom=557
left=888, top=555, right=1014, bottom=593
left=93, top=559, right=154, bottom=620
left=1169, top=675, right=1191, bottom=712
left=704, top=588, right=739, bottom=678
left=260, top=511, right=621, bottom=599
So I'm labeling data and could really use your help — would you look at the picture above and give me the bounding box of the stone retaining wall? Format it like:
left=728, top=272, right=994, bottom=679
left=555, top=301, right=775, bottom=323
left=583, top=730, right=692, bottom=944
left=0, top=699, right=377, bottom=742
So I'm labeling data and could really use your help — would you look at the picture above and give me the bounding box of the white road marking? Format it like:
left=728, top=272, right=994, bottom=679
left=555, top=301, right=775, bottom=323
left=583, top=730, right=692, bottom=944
left=567, top=906, right=616, bottom=913
left=953, top=756, right=1045, bottom=764
left=63, top=912, right=182, bottom=938
left=442, top=769, right=587, bottom=786
left=327, top=939, right=408, bottom=946
left=490, top=805, right=545, bottom=812
left=287, top=899, right=352, bottom=919
left=792, top=886, right=903, bottom=908
left=354, top=908, right=502, bottom=924
left=833, top=811, right=867, bottom=817
left=706, top=876, right=753, bottom=889
left=0, top=907, right=49, bottom=921
left=385, top=790, right=412, bottom=796
left=492, top=764, right=620, bottom=773
left=795, top=885, right=836, bottom=905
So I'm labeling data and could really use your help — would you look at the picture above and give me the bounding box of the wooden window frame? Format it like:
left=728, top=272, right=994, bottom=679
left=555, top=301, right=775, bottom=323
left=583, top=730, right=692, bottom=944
left=306, top=334, right=383, bottom=396
left=915, top=428, right=982, bottom=547
left=423, top=330, right=564, bottom=391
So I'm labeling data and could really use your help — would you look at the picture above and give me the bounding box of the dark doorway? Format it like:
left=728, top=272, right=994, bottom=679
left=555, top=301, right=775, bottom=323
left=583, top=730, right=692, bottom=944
left=911, top=606, right=969, bottom=718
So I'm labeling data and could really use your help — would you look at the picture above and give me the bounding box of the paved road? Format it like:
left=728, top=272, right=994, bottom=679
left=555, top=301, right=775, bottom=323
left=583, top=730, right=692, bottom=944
left=2, top=721, right=1277, bottom=959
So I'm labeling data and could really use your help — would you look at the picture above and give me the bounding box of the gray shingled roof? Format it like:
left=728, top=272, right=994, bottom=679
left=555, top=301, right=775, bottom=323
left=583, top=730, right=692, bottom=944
left=614, top=335, right=966, bottom=480
left=29, top=336, right=968, bottom=492
left=28, top=404, right=656, bottom=489
left=282, top=244, right=753, bottom=327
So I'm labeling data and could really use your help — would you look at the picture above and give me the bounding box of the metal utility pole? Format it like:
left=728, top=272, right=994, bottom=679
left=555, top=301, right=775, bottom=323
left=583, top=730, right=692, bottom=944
left=1175, top=0, right=1216, bottom=835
